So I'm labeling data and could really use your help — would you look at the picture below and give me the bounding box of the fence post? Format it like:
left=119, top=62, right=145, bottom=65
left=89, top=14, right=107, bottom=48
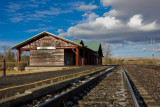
left=2, top=60, right=6, bottom=76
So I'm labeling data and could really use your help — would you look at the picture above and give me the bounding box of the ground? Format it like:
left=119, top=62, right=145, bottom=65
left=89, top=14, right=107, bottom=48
left=0, top=66, right=102, bottom=99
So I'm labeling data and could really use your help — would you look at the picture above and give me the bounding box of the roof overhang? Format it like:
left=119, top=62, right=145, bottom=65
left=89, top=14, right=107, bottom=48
left=12, top=31, right=82, bottom=49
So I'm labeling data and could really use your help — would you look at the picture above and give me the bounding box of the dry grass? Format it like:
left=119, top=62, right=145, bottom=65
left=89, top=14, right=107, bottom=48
left=103, top=57, right=160, bottom=65
left=0, top=67, right=78, bottom=76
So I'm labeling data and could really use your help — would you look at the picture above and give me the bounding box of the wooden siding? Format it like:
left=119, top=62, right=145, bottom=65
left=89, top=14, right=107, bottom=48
left=21, top=34, right=75, bottom=66
left=30, top=49, right=64, bottom=66
left=22, top=34, right=74, bottom=49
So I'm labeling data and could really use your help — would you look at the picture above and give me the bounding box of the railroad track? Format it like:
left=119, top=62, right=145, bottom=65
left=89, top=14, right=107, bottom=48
left=21, top=66, right=146, bottom=107
left=0, top=66, right=107, bottom=99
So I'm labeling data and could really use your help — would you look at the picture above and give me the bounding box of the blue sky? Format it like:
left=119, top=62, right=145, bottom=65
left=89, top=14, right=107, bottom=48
left=0, top=0, right=160, bottom=57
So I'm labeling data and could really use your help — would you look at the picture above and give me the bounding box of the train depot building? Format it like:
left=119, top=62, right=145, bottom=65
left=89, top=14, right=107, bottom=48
left=12, top=31, right=103, bottom=66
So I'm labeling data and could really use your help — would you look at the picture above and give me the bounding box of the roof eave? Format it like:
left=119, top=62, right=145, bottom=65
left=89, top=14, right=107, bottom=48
left=12, top=31, right=82, bottom=49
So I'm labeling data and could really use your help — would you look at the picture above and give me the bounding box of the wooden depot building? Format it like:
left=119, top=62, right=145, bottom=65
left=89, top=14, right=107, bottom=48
left=12, top=31, right=103, bottom=66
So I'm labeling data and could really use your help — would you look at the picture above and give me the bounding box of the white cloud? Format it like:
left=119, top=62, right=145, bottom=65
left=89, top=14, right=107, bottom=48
left=59, top=14, right=160, bottom=43
left=115, top=44, right=124, bottom=49
left=0, top=41, right=16, bottom=47
left=82, top=12, right=99, bottom=21
left=26, top=26, right=54, bottom=33
left=100, top=0, right=160, bottom=22
left=153, top=48, right=160, bottom=52
left=103, top=9, right=120, bottom=17
left=7, top=3, right=21, bottom=12
left=77, top=3, right=98, bottom=11
left=9, top=17, right=23, bottom=23
left=58, top=29, right=64, bottom=33
left=128, top=15, right=158, bottom=31
left=6, top=1, right=73, bottom=23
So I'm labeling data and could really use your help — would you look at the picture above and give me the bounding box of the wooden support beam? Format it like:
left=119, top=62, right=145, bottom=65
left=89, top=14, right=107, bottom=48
left=93, top=55, right=95, bottom=65
left=90, top=54, right=92, bottom=65
left=100, top=57, right=102, bottom=65
left=76, top=48, right=79, bottom=66
left=82, top=50, right=85, bottom=66
left=98, top=56, right=100, bottom=65
left=72, top=49, right=76, bottom=54
left=56, top=46, right=76, bottom=49
left=95, top=56, right=97, bottom=65
left=17, top=49, right=21, bottom=62
left=21, top=48, right=36, bottom=50
left=88, top=53, right=90, bottom=65
left=92, top=54, right=94, bottom=65
left=21, top=46, right=76, bottom=50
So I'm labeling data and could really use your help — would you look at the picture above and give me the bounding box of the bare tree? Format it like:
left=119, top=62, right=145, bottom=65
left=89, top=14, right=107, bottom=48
left=2, top=45, right=15, bottom=62
left=102, top=42, right=112, bottom=65
left=105, top=44, right=112, bottom=64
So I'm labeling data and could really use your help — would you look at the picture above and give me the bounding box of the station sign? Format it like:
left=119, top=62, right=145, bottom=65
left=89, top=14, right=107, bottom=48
left=37, top=47, right=56, bottom=50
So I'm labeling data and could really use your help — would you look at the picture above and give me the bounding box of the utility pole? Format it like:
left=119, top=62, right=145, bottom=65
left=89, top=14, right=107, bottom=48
left=151, top=38, right=154, bottom=65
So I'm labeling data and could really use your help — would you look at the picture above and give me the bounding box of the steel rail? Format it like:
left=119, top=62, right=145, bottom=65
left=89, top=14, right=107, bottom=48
left=122, top=67, right=139, bottom=107
left=37, top=67, right=115, bottom=107
left=0, top=66, right=105, bottom=92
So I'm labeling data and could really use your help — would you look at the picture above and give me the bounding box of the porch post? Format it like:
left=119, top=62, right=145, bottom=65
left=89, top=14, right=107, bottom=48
left=100, top=57, right=102, bottom=65
left=88, top=52, right=90, bottom=65
left=90, top=54, right=92, bottom=65
left=82, top=50, right=85, bottom=66
left=76, top=47, right=79, bottom=66
left=98, top=56, right=99, bottom=65
left=17, top=49, right=21, bottom=62
left=94, top=55, right=96, bottom=65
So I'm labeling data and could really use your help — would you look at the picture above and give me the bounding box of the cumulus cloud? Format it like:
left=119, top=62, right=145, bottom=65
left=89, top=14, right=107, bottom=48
left=103, top=9, right=120, bottom=17
left=100, top=0, right=160, bottom=22
left=59, top=0, right=160, bottom=44
left=58, top=29, right=64, bottom=33
left=59, top=14, right=160, bottom=43
left=82, top=12, right=99, bottom=21
left=128, top=15, right=158, bottom=31
left=77, top=3, right=98, bottom=11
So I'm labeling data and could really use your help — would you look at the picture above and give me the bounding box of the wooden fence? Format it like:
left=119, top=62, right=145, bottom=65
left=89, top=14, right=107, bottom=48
left=0, top=60, right=6, bottom=76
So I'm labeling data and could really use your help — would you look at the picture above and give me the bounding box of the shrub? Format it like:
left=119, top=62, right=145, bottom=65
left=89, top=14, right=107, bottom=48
left=6, top=62, right=16, bottom=71
left=0, top=61, right=28, bottom=71
left=17, top=62, right=28, bottom=71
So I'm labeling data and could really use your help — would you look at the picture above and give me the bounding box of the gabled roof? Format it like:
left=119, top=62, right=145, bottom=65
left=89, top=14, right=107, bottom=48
left=72, top=39, right=84, bottom=46
left=11, top=31, right=103, bottom=56
left=84, top=42, right=101, bottom=52
left=12, top=31, right=82, bottom=49
left=84, top=42, right=103, bottom=56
